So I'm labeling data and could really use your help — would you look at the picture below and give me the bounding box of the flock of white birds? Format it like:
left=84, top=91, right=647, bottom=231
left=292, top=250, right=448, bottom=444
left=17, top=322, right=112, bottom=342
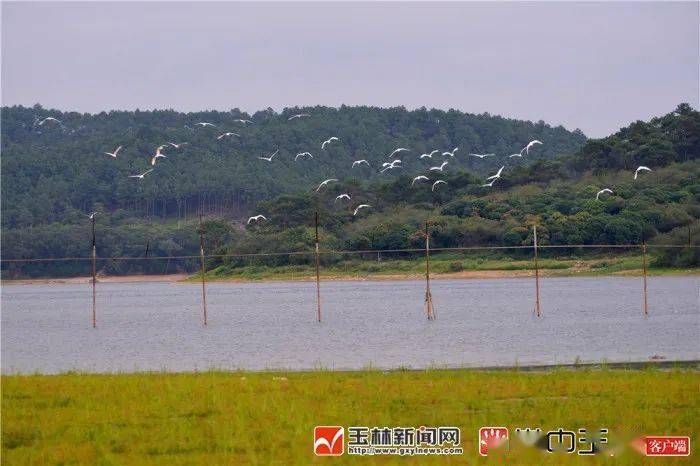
left=35, top=113, right=653, bottom=226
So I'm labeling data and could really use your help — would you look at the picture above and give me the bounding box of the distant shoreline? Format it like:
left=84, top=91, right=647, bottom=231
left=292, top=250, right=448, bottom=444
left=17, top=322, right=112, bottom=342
left=2, top=268, right=698, bottom=285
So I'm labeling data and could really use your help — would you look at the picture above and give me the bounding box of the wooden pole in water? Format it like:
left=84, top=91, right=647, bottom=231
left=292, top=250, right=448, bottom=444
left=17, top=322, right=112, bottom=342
left=198, top=212, right=208, bottom=326
left=533, top=225, right=542, bottom=318
left=314, top=211, right=322, bottom=323
left=642, top=242, right=648, bottom=317
left=424, top=221, right=435, bottom=320
left=91, top=216, right=97, bottom=328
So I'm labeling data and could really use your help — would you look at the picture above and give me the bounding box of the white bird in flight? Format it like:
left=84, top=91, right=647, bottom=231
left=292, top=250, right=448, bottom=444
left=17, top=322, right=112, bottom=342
left=217, top=132, right=240, bottom=140
left=103, top=145, right=122, bottom=158
left=247, top=215, right=268, bottom=224
left=353, top=204, right=371, bottom=216
left=195, top=122, right=216, bottom=127
left=432, top=180, right=447, bottom=191
left=388, top=148, right=409, bottom=158
left=596, top=188, right=613, bottom=200
left=86, top=211, right=99, bottom=219
left=412, top=175, right=429, bottom=186
left=167, top=142, right=188, bottom=149
left=443, top=147, right=459, bottom=157
left=380, top=160, right=402, bottom=173
left=634, top=166, right=651, bottom=180
left=420, top=150, right=439, bottom=159
left=233, top=119, right=253, bottom=124
left=258, top=149, right=279, bottom=162
left=481, top=178, right=499, bottom=188
left=295, top=152, right=313, bottom=161
left=129, top=169, right=154, bottom=180
left=288, top=113, right=310, bottom=120
left=322, top=137, right=339, bottom=149
left=429, top=161, right=448, bottom=172
left=352, top=159, right=370, bottom=168
left=508, top=153, right=523, bottom=158
left=470, top=153, right=495, bottom=158
left=150, top=147, right=167, bottom=166
left=316, top=179, right=339, bottom=192
left=37, top=117, right=62, bottom=126
left=523, top=139, right=543, bottom=154
left=335, top=194, right=351, bottom=202
left=486, top=166, right=505, bottom=180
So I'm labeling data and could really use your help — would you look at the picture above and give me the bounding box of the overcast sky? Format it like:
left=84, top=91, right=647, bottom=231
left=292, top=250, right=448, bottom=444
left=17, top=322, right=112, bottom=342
left=2, top=1, right=698, bottom=137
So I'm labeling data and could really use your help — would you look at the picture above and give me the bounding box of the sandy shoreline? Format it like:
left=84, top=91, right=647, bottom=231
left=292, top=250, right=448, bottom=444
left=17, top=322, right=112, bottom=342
left=2, top=273, right=190, bottom=285
left=2, top=270, right=533, bottom=285
left=3, top=268, right=697, bottom=285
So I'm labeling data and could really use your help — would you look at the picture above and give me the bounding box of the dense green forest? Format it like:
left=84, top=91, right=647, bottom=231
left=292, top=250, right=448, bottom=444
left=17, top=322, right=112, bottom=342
left=1, top=103, right=698, bottom=277
left=1, top=104, right=585, bottom=228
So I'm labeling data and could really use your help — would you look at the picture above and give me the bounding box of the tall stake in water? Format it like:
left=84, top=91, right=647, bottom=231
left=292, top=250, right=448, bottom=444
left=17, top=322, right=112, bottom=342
left=642, top=242, right=648, bottom=317
left=533, top=225, right=542, bottom=317
left=91, top=215, right=97, bottom=328
left=314, top=211, right=322, bottom=323
left=424, top=221, right=435, bottom=320
left=198, top=212, right=208, bottom=326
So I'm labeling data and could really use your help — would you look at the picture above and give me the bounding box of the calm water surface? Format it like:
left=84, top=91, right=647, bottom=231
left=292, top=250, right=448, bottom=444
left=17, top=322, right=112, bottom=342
left=2, top=276, right=698, bottom=373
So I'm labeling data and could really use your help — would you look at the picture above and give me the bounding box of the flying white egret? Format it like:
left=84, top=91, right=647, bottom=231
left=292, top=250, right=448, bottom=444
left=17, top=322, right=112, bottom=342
left=247, top=215, right=268, bottom=224
left=321, top=137, right=339, bottom=149
left=352, top=159, right=370, bottom=168
left=167, top=142, right=188, bottom=149
left=150, top=147, right=167, bottom=166
left=294, top=152, right=313, bottom=161
left=469, top=153, right=495, bottom=158
left=596, top=188, right=613, bottom=200
left=335, top=194, right=351, bottom=202
left=217, top=132, right=240, bottom=140
left=481, top=178, right=498, bottom=187
left=380, top=160, right=402, bottom=173
left=508, top=153, right=523, bottom=158
left=429, top=161, right=448, bottom=172
left=195, top=122, right=216, bottom=127
left=233, top=119, right=253, bottom=124
left=129, top=169, right=154, bottom=180
left=486, top=166, right=505, bottom=180
left=523, top=139, right=543, bottom=154
left=288, top=113, right=310, bottom=120
left=432, top=180, right=447, bottom=191
left=316, top=179, right=339, bottom=192
left=388, top=148, right=409, bottom=158
left=37, top=117, right=62, bottom=126
left=258, top=149, right=279, bottom=162
left=443, top=147, right=459, bottom=157
left=634, top=166, right=652, bottom=180
left=353, top=204, right=371, bottom=216
left=103, top=145, right=122, bottom=158
left=412, top=175, right=429, bottom=186
left=420, top=150, right=439, bottom=159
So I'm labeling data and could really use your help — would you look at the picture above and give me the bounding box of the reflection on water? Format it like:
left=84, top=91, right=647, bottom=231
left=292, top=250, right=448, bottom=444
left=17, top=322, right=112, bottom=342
left=2, top=276, right=698, bottom=373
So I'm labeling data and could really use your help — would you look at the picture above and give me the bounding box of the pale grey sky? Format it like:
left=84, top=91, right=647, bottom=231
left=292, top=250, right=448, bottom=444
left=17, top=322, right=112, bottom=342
left=2, top=1, right=698, bottom=136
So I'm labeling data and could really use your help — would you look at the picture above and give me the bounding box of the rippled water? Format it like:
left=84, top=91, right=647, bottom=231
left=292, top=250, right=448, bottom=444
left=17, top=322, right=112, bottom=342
left=2, top=276, right=698, bottom=374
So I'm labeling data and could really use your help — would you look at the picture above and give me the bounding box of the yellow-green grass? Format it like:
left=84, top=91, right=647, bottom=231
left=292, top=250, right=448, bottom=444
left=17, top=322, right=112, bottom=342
left=201, top=252, right=698, bottom=282
left=2, top=367, right=698, bottom=465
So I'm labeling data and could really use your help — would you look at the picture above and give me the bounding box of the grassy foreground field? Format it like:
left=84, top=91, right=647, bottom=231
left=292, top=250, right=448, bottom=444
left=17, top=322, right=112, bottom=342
left=2, top=367, right=698, bottom=465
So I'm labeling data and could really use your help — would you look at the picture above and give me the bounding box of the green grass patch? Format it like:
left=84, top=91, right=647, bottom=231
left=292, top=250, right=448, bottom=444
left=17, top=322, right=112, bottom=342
left=197, top=252, right=697, bottom=282
left=2, top=368, right=698, bottom=464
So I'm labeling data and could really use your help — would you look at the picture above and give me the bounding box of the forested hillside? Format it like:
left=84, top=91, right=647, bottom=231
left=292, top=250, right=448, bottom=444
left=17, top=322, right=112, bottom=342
left=2, top=104, right=698, bottom=277
left=1, top=104, right=585, bottom=228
